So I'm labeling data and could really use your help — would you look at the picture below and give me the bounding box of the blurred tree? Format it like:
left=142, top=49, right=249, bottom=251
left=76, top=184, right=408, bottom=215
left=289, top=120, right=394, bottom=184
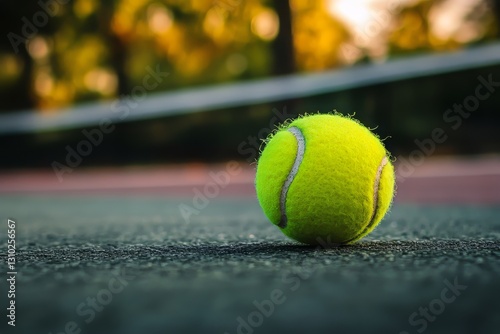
left=290, top=0, right=350, bottom=71
left=389, top=0, right=499, bottom=55
left=493, top=0, right=500, bottom=37
left=0, top=0, right=280, bottom=111
left=99, top=0, right=130, bottom=96
left=389, top=1, right=438, bottom=53
left=269, top=0, right=295, bottom=75
left=0, top=0, right=499, bottom=113
left=0, top=3, right=42, bottom=111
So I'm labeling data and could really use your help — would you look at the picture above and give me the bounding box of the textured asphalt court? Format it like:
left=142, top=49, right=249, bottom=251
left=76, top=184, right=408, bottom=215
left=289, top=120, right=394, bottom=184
left=0, top=159, right=499, bottom=334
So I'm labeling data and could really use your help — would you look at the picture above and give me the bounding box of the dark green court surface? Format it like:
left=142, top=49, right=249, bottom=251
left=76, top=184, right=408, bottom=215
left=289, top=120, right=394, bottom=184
left=1, top=196, right=499, bottom=334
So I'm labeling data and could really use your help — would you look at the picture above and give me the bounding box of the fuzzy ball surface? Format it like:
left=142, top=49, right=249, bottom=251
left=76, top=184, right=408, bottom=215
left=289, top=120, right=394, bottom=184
left=255, top=114, right=395, bottom=245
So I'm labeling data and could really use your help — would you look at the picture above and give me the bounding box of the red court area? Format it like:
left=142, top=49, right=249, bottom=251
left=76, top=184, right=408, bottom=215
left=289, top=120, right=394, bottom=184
left=1, top=156, right=499, bottom=204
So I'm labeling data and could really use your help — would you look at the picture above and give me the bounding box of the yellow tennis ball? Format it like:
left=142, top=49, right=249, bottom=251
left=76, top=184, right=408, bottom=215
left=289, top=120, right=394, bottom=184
left=255, top=113, right=395, bottom=245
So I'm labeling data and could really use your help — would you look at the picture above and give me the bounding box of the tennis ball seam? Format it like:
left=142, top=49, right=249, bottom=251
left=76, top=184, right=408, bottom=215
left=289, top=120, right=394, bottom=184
left=278, top=126, right=305, bottom=228
left=342, top=156, right=388, bottom=244
left=278, top=124, right=389, bottom=243
left=255, top=113, right=395, bottom=245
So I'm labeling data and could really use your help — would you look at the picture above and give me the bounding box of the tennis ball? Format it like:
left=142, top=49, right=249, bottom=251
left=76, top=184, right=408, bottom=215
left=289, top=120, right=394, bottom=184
left=255, top=113, right=395, bottom=245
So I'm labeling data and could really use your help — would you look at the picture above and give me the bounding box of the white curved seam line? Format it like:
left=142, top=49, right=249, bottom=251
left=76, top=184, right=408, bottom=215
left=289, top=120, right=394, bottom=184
left=343, top=155, right=388, bottom=244
left=279, top=127, right=305, bottom=228
left=369, top=156, right=388, bottom=225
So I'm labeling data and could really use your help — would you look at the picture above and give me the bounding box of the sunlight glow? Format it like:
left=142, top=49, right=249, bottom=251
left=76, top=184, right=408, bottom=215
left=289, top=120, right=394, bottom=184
left=84, top=68, right=118, bottom=96
left=429, top=0, right=484, bottom=43
left=28, top=37, right=50, bottom=60
left=147, top=4, right=173, bottom=34
left=327, top=0, right=373, bottom=29
left=251, top=9, right=279, bottom=41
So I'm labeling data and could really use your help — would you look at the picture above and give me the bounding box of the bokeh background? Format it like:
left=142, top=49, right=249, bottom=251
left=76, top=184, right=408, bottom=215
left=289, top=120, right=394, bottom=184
left=1, top=2, right=500, bottom=334
left=1, top=0, right=500, bottom=169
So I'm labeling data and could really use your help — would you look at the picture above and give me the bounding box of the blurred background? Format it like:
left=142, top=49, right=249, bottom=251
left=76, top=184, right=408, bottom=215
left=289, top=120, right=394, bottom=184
left=2, top=3, right=500, bottom=333
left=0, top=0, right=499, bottom=201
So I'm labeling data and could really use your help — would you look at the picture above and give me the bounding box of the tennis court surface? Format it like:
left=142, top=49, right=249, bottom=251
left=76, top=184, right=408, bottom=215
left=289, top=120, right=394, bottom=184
left=1, top=157, right=499, bottom=334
